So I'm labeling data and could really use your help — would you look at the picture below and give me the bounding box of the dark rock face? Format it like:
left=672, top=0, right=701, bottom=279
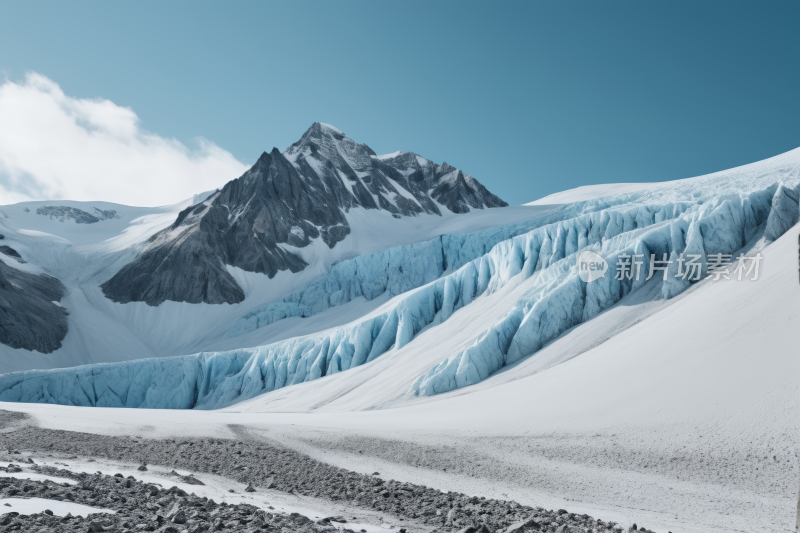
left=35, top=206, right=120, bottom=224
left=102, top=123, right=509, bottom=306
left=0, top=246, right=24, bottom=263
left=0, top=260, right=68, bottom=352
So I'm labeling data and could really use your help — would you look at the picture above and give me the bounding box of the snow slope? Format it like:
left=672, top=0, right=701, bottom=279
left=526, top=182, right=664, bottom=205
left=0, top=199, right=183, bottom=248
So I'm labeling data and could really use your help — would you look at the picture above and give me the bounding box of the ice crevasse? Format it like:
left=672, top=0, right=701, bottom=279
left=409, top=184, right=792, bottom=395
left=0, top=154, right=799, bottom=408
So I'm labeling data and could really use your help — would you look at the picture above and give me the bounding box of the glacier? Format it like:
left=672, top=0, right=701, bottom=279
left=1, top=147, right=799, bottom=409
left=225, top=218, right=560, bottom=338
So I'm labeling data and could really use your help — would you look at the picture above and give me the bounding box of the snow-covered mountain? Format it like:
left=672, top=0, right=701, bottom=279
left=0, top=124, right=541, bottom=371
left=101, top=122, right=508, bottom=306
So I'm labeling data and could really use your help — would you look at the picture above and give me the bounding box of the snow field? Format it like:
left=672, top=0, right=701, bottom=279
left=0, top=498, right=113, bottom=517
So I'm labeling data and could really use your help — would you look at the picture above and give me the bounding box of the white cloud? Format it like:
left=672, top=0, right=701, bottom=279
left=0, top=73, right=249, bottom=206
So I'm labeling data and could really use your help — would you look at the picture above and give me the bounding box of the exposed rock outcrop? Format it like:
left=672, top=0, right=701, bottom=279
left=0, top=260, right=68, bottom=352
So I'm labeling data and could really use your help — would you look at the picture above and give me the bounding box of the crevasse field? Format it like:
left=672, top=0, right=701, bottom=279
left=1, top=146, right=799, bottom=532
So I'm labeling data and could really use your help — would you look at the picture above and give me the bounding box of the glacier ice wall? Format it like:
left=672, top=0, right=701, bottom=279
left=409, top=186, right=783, bottom=396
left=1, top=166, right=798, bottom=408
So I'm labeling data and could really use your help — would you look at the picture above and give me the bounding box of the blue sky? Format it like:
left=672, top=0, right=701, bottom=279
left=1, top=0, right=798, bottom=205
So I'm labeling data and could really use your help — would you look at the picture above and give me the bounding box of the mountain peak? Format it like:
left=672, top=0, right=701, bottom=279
left=297, top=122, right=347, bottom=144
left=286, top=122, right=377, bottom=166
left=101, top=124, right=508, bottom=305
left=255, top=150, right=273, bottom=164
left=315, top=122, right=345, bottom=135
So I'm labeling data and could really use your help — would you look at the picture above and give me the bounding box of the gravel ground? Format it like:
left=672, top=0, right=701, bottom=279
left=0, top=411, right=660, bottom=533
left=0, top=467, right=347, bottom=533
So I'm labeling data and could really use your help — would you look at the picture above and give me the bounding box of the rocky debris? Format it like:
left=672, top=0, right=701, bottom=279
left=0, top=468, right=359, bottom=533
left=0, top=415, right=661, bottom=533
left=0, top=258, right=68, bottom=352
left=101, top=122, right=508, bottom=306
